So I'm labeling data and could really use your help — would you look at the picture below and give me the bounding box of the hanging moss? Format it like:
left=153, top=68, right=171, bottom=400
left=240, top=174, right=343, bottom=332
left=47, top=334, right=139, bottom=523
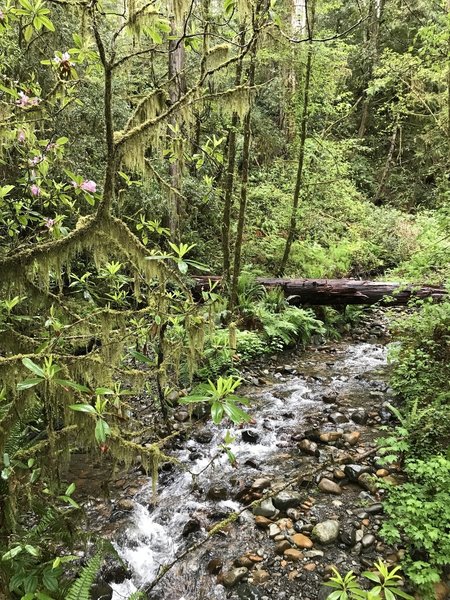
left=205, top=44, right=231, bottom=71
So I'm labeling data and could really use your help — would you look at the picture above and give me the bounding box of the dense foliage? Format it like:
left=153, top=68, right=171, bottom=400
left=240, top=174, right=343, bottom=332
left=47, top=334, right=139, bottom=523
left=0, top=0, right=449, bottom=597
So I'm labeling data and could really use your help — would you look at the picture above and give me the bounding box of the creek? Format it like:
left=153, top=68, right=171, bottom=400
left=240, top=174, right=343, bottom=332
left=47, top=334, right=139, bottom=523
left=106, top=319, right=396, bottom=600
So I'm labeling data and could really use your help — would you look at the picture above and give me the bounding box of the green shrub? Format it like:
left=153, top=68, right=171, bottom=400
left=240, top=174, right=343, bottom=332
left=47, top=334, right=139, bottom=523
left=380, top=456, right=450, bottom=598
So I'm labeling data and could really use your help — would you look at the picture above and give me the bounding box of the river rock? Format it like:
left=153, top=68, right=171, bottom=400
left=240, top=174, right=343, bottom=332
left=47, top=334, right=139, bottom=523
left=207, top=558, right=223, bottom=574
left=318, top=478, right=342, bottom=495
left=91, top=583, right=113, bottom=600
left=273, top=491, right=302, bottom=511
left=252, top=478, right=272, bottom=491
left=207, top=484, right=229, bottom=500
left=252, top=570, right=270, bottom=584
left=242, top=430, right=260, bottom=444
left=220, top=567, right=248, bottom=588
left=366, top=503, right=383, bottom=514
left=255, top=515, right=272, bottom=529
left=358, top=473, right=378, bottom=493
left=292, top=533, right=313, bottom=548
left=329, top=412, right=348, bottom=425
left=195, top=429, right=213, bottom=444
left=253, top=498, right=279, bottom=519
left=284, top=548, right=304, bottom=561
left=117, top=499, right=134, bottom=511
left=319, top=431, right=342, bottom=443
left=344, top=464, right=371, bottom=482
left=351, top=409, right=368, bottom=425
left=298, top=439, right=319, bottom=456
left=311, top=520, right=340, bottom=544
left=182, top=518, right=201, bottom=536
left=275, top=540, right=291, bottom=555
left=343, top=432, right=361, bottom=446
left=269, top=523, right=281, bottom=538
left=361, top=534, right=376, bottom=548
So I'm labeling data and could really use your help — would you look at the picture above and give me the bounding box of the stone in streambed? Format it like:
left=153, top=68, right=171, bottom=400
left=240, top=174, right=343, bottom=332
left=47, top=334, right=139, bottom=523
left=207, top=484, right=229, bottom=500
left=329, top=412, right=348, bottom=425
left=292, top=533, right=313, bottom=548
left=344, top=464, right=371, bottom=482
left=298, top=439, right=319, bottom=456
left=253, top=498, right=279, bottom=519
left=254, top=515, right=272, bottom=529
left=182, top=518, right=201, bottom=536
left=242, top=430, right=260, bottom=444
left=252, top=570, right=270, bottom=584
left=220, top=567, right=248, bottom=588
left=343, top=432, right=361, bottom=446
left=275, top=540, right=291, bottom=555
left=273, top=491, right=302, bottom=511
left=312, top=520, right=340, bottom=544
left=284, top=548, right=304, bottom=561
left=351, top=409, right=368, bottom=425
left=318, top=478, right=342, bottom=495
left=361, top=534, right=376, bottom=548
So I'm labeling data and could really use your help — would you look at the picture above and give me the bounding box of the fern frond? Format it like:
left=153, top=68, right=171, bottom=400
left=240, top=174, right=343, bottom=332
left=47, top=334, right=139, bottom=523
left=66, top=550, right=103, bottom=600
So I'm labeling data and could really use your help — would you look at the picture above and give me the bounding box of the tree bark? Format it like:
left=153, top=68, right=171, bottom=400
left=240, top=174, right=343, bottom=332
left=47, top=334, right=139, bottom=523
left=168, top=16, right=187, bottom=240
left=221, top=28, right=246, bottom=289
left=278, top=0, right=315, bottom=276
left=193, top=277, right=446, bottom=306
left=374, top=123, right=398, bottom=205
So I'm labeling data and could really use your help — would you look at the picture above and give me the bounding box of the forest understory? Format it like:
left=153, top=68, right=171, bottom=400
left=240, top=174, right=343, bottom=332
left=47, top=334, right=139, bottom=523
left=0, top=0, right=449, bottom=598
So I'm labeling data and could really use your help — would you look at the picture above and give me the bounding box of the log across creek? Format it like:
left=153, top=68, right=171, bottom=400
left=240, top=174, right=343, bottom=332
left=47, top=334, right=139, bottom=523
left=192, top=277, right=447, bottom=306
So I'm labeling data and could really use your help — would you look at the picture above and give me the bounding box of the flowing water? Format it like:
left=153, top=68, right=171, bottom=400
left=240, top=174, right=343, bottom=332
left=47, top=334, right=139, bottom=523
left=110, top=341, right=389, bottom=600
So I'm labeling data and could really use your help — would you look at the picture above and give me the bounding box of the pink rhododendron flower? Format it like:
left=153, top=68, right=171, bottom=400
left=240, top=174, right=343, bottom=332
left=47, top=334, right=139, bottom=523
left=16, top=91, right=40, bottom=108
left=44, top=217, right=55, bottom=229
left=30, top=184, right=41, bottom=196
left=17, top=130, right=26, bottom=143
left=80, top=180, right=96, bottom=193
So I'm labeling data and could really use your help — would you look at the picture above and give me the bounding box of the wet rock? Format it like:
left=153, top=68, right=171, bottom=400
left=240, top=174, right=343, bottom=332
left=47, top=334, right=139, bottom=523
left=358, top=473, right=378, bottom=493
left=318, top=478, right=342, bottom=495
left=117, top=499, right=134, bottom=511
left=252, top=478, right=272, bottom=491
left=305, top=550, right=324, bottom=558
left=344, top=464, right=371, bottom=482
left=255, top=516, right=272, bottom=529
left=434, top=581, right=450, bottom=600
left=283, top=365, right=296, bottom=374
left=207, top=557, right=224, bottom=574
left=253, top=499, right=279, bottom=519
left=366, top=503, right=383, bottom=515
left=329, top=412, right=349, bottom=425
left=236, top=556, right=255, bottom=569
left=361, top=534, right=376, bottom=548
left=242, top=430, right=260, bottom=444
left=207, top=484, right=229, bottom=501
left=182, top=518, right=201, bottom=536
left=275, top=540, right=291, bottom=555
left=252, top=570, right=270, bottom=584
left=376, top=468, right=389, bottom=477
left=343, top=432, right=361, bottom=446
left=298, top=439, right=319, bottom=456
left=322, top=390, right=338, bottom=404
left=220, top=567, right=248, bottom=588
left=319, top=431, right=342, bottom=443
left=91, top=583, right=113, bottom=600
left=269, top=523, right=281, bottom=538
left=351, top=409, right=368, bottom=425
left=286, top=507, right=302, bottom=521
left=292, top=533, right=313, bottom=549
left=195, top=429, right=213, bottom=444
left=234, top=583, right=263, bottom=599
left=304, top=562, right=317, bottom=572
left=174, top=409, right=189, bottom=422
left=312, top=520, right=340, bottom=544
left=339, top=530, right=354, bottom=546
left=276, top=517, right=293, bottom=531
left=273, top=491, right=302, bottom=511
left=284, top=548, right=304, bottom=561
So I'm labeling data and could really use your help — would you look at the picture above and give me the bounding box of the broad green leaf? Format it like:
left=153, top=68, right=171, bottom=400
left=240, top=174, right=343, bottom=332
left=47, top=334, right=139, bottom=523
left=2, top=546, right=23, bottom=560
left=95, top=418, right=110, bottom=443
left=54, top=379, right=91, bottom=393
left=17, top=378, right=43, bottom=390
left=24, top=544, right=39, bottom=557
left=65, top=482, right=76, bottom=496
left=22, top=358, right=45, bottom=377
left=69, top=403, right=96, bottom=414
left=211, top=401, right=224, bottom=424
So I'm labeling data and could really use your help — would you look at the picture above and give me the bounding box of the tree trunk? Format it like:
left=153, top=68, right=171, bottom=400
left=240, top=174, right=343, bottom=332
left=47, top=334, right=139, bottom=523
left=230, top=40, right=257, bottom=310
left=358, top=0, right=385, bottom=138
left=278, top=0, right=315, bottom=276
left=168, top=16, right=186, bottom=240
left=374, top=123, right=398, bottom=205
left=193, top=277, right=446, bottom=306
left=221, top=28, right=246, bottom=289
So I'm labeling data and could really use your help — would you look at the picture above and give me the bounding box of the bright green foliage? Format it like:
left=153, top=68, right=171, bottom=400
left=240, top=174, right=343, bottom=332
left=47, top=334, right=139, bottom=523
left=325, top=560, right=414, bottom=600
left=180, top=376, right=251, bottom=425
left=65, top=550, right=103, bottom=600
left=380, top=457, right=450, bottom=597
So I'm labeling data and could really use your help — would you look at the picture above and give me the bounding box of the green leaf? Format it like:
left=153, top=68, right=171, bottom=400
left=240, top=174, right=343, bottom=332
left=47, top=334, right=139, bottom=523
left=65, top=482, right=76, bottom=496
left=24, top=544, right=40, bottom=557
left=95, top=419, right=110, bottom=443
left=39, top=15, right=54, bottom=31
left=129, top=350, right=155, bottom=366
left=362, top=572, right=381, bottom=584
left=94, top=387, right=114, bottom=396
left=2, top=546, right=22, bottom=560
left=17, top=378, right=43, bottom=390
left=22, top=358, right=45, bottom=377
left=54, top=379, right=91, bottom=393
left=211, top=401, right=224, bottom=424
left=69, top=403, right=96, bottom=414
left=223, top=402, right=251, bottom=424
left=36, top=592, right=56, bottom=600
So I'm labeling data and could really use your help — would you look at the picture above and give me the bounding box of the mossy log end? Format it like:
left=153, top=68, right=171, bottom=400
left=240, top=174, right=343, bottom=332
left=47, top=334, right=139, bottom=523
left=192, top=277, right=447, bottom=306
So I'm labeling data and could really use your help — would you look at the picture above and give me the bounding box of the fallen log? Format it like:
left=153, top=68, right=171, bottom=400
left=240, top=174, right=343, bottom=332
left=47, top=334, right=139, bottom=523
left=192, top=277, right=447, bottom=306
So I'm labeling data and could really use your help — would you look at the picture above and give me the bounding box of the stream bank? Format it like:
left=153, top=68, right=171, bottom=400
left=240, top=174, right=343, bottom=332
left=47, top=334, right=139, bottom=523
left=90, top=310, right=408, bottom=600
